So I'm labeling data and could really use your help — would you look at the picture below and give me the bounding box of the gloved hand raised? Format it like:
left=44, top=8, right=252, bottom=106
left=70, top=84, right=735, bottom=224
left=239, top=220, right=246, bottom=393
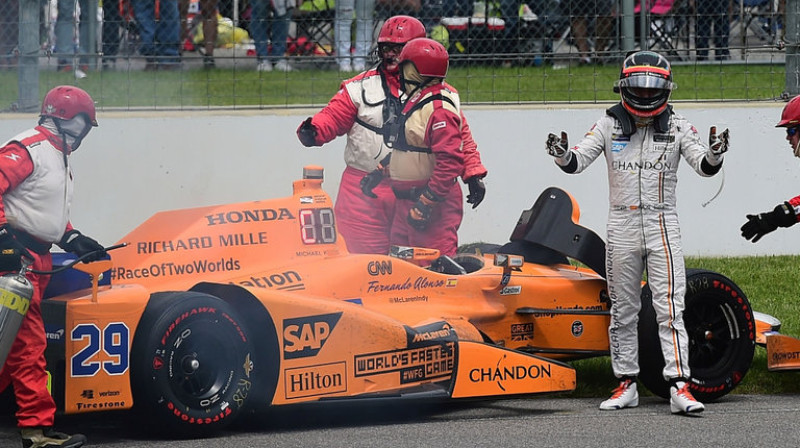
left=741, top=202, right=797, bottom=242
left=408, top=187, right=443, bottom=231
left=465, top=176, right=486, bottom=209
left=59, top=230, right=107, bottom=262
left=0, top=225, right=31, bottom=271
left=296, top=117, right=319, bottom=147
left=546, top=131, right=571, bottom=162
left=708, top=126, right=730, bottom=162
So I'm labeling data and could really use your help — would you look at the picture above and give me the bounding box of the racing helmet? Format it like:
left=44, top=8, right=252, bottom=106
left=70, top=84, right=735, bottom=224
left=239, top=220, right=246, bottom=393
left=398, top=38, right=449, bottom=79
left=776, top=95, right=800, bottom=127
left=40, top=85, right=98, bottom=127
left=614, top=51, right=676, bottom=118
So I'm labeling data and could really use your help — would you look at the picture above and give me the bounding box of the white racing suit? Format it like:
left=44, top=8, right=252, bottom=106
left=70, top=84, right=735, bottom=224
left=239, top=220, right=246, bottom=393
left=556, top=104, right=723, bottom=381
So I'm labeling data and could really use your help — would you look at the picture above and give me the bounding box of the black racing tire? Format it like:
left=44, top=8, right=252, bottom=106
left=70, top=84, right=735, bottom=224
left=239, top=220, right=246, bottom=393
left=637, top=269, right=755, bottom=401
left=131, top=291, right=256, bottom=436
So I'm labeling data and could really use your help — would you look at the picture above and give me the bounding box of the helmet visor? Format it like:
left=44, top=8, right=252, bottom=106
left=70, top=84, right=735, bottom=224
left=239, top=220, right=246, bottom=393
left=615, top=73, right=676, bottom=91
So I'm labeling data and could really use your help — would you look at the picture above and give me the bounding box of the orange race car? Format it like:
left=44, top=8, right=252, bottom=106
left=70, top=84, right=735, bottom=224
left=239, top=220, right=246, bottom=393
left=33, top=165, right=774, bottom=435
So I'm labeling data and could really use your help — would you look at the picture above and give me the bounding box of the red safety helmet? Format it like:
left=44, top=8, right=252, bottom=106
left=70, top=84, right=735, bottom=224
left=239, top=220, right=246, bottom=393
left=40, top=85, right=98, bottom=126
left=378, top=15, right=426, bottom=44
left=777, top=95, right=800, bottom=127
left=398, top=38, right=449, bottom=78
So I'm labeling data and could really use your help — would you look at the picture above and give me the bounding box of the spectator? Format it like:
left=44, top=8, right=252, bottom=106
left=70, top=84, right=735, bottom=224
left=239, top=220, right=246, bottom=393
left=180, top=0, right=219, bottom=68
left=336, top=0, right=376, bottom=71
left=102, top=0, right=124, bottom=69
left=692, top=0, right=731, bottom=61
left=0, top=85, right=107, bottom=448
left=251, top=0, right=294, bottom=72
left=563, top=0, right=616, bottom=64
left=55, top=0, right=92, bottom=72
left=296, top=16, right=487, bottom=255
left=132, top=0, right=182, bottom=70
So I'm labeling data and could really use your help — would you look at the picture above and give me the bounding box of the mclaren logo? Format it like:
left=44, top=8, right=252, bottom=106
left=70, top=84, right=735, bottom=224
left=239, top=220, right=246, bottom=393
left=411, top=323, right=452, bottom=343
left=468, top=354, right=552, bottom=391
left=283, top=312, right=342, bottom=359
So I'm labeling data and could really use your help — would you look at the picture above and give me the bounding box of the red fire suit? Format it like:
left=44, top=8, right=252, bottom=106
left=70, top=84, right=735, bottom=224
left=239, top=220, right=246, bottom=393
left=0, top=126, right=75, bottom=428
left=388, top=83, right=465, bottom=256
left=307, top=65, right=486, bottom=254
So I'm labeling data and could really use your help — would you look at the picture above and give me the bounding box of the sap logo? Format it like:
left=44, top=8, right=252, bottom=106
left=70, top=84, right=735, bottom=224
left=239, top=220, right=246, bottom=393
left=367, top=260, right=392, bottom=276
left=283, top=312, right=342, bottom=359
left=611, top=142, right=627, bottom=153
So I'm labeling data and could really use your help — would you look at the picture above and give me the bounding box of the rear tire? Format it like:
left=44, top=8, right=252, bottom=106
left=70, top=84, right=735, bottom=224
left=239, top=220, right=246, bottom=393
left=131, top=291, right=256, bottom=436
left=638, top=269, right=755, bottom=401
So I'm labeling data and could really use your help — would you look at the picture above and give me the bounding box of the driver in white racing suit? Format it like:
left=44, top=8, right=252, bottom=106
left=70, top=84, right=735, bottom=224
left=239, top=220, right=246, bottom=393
left=546, top=51, right=730, bottom=414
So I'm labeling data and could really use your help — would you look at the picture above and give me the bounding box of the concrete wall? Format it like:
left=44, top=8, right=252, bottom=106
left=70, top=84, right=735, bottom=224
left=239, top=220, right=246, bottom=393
left=1, top=102, right=797, bottom=257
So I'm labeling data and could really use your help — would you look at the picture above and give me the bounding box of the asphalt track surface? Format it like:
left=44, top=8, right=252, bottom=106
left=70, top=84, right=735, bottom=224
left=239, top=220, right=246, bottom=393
left=0, top=394, right=799, bottom=447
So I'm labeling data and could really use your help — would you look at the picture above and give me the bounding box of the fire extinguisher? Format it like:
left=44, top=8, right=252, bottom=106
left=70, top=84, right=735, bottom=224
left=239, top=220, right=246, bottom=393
left=0, top=261, right=33, bottom=368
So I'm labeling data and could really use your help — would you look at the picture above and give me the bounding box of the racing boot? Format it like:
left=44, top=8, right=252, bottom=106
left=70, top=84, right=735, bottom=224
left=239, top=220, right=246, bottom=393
left=670, top=380, right=705, bottom=414
left=20, top=427, right=87, bottom=448
left=599, top=377, right=638, bottom=410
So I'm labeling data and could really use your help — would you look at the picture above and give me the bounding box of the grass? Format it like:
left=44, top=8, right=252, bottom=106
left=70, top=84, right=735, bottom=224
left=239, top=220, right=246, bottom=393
left=0, top=62, right=788, bottom=110
left=569, top=254, right=800, bottom=398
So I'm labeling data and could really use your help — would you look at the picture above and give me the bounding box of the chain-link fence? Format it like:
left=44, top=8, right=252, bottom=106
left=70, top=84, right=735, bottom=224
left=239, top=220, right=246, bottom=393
left=0, top=0, right=796, bottom=111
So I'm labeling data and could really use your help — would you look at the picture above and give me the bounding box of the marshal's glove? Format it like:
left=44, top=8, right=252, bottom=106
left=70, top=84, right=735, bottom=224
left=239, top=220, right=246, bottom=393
left=0, top=225, right=31, bottom=272
left=707, top=126, right=730, bottom=163
left=546, top=131, right=572, bottom=164
left=360, top=154, right=391, bottom=198
left=360, top=170, right=383, bottom=198
left=465, top=176, right=486, bottom=209
left=408, top=187, right=443, bottom=231
left=59, top=230, right=107, bottom=262
left=741, top=202, right=797, bottom=243
left=296, top=117, right=319, bottom=147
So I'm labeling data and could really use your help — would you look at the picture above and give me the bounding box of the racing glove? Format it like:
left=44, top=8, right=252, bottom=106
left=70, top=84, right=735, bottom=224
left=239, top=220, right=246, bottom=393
left=546, top=131, right=572, bottom=165
left=408, top=187, right=443, bottom=231
left=360, top=154, right=391, bottom=198
left=59, top=230, right=107, bottom=262
left=707, top=126, right=730, bottom=164
left=465, top=176, right=486, bottom=209
left=0, top=225, right=32, bottom=272
left=740, top=202, right=797, bottom=243
left=296, top=117, right=319, bottom=147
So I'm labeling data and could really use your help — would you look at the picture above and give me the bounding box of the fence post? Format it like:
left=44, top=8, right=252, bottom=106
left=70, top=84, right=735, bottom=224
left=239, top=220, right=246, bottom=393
left=620, top=0, right=635, bottom=53
left=17, top=0, right=39, bottom=112
left=787, top=0, right=800, bottom=97
left=86, top=0, right=97, bottom=70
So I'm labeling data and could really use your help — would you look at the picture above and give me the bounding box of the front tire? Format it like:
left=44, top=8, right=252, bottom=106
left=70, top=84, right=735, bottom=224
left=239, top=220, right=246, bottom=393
left=637, top=269, right=755, bottom=401
left=131, top=292, right=256, bottom=436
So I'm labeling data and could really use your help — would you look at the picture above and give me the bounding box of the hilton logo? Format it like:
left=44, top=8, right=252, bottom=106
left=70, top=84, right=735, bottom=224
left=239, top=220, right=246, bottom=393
left=285, top=362, right=347, bottom=399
